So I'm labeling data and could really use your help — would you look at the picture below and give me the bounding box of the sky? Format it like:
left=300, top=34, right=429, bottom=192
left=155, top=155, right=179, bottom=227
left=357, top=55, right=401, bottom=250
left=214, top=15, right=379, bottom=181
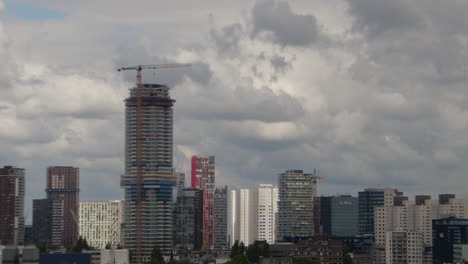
left=1, top=0, right=468, bottom=219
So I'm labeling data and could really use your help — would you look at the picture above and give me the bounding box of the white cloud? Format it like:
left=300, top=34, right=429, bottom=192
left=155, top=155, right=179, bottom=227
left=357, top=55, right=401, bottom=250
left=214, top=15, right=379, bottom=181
left=1, top=0, right=468, bottom=216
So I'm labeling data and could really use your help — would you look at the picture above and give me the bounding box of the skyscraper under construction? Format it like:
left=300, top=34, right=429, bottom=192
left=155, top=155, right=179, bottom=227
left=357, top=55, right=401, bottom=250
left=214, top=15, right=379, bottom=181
left=121, top=84, right=176, bottom=261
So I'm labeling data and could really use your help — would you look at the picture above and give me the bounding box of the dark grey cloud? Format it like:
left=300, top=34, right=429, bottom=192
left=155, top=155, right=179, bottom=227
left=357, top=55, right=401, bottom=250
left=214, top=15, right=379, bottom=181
left=2, top=0, right=468, bottom=215
left=251, top=0, right=323, bottom=46
left=346, top=0, right=423, bottom=36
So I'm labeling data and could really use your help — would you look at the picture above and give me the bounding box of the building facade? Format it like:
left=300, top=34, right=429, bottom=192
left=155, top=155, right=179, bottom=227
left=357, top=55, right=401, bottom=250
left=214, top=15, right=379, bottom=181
left=268, top=236, right=343, bottom=264
left=374, top=197, right=468, bottom=264
left=46, top=166, right=80, bottom=248
left=384, top=231, right=424, bottom=264
left=433, top=217, right=468, bottom=263
left=257, top=184, right=278, bottom=243
left=191, top=155, right=215, bottom=249
left=0, top=166, right=25, bottom=245
left=230, top=185, right=278, bottom=245
left=175, top=171, right=185, bottom=193
left=214, top=186, right=228, bottom=250
left=174, top=188, right=203, bottom=251
left=32, top=198, right=63, bottom=248
left=320, top=195, right=358, bottom=236
left=120, top=84, right=177, bottom=259
left=358, top=188, right=403, bottom=235
left=277, top=170, right=314, bottom=241
left=79, top=200, right=123, bottom=249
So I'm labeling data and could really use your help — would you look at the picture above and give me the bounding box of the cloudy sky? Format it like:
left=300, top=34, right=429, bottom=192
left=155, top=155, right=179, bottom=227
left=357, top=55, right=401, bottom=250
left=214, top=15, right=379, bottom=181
left=1, top=0, right=468, bottom=217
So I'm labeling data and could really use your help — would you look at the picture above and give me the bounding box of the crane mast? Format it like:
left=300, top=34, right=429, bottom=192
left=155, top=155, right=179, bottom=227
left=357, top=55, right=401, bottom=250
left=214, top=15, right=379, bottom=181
left=118, top=63, right=190, bottom=263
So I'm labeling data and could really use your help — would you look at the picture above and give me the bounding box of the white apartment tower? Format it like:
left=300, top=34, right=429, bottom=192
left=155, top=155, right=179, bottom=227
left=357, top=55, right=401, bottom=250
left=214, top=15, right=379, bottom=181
left=257, top=184, right=278, bottom=243
left=374, top=196, right=468, bottom=264
left=79, top=200, right=124, bottom=249
left=230, top=185, right=278, bottom=245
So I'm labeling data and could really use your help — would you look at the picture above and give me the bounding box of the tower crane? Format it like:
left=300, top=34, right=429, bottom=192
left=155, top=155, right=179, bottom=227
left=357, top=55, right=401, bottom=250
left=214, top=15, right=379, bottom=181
left=201, top=218, right=223, bottom=251
left=117, top=63, right=190, bottom=263
left=312, top=169, right=325, bottom=197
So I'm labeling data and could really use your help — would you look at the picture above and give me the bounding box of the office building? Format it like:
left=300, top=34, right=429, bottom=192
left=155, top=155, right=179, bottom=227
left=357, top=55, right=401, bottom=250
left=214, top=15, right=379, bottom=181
left=79, top=200, right=123, bottom=249
left=120, top=84, right=177, bottom=259
left=191, top=155, right=215, bottom=249
left=320, top=195, right=358, bottom=236
left=230, top=185, right=278, bottom=245
left=32, top=199, right=63, bottom=248
left=213, top=186, right=228, bottom=250
left=46, top=166, right=79, bottom=248
left=433, top=217, right=468, bottom=263
left=0, top=166, right=25, bottom=246
left=277, top=170, right=314, bottom=241
left=174, top=188, right=203, bottom=250
left=358, top=188, right=403, bottom=235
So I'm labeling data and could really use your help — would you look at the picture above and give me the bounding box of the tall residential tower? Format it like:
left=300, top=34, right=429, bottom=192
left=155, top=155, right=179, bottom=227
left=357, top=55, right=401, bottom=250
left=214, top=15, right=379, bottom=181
left=0, top=166, right=25, bottom=245
left=191, top=155, right=215, bottom=249
left=277, top=170, right=314, bottom=241
left=46, top=166, right=79, bottom=248
left=121, top=84, right=177, bottom=259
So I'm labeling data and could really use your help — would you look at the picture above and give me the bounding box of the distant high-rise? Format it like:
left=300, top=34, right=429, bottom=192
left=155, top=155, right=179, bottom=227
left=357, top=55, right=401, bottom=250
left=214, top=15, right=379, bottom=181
left=320, top=195, right=358, bottom=236
left=214, top=186, right=228, bottom=249
left=191, top=155, right=215, bottom=249
left=121, top=84, right=177, bottom=259
left=0, top=166, right=25, bottom=245
left=358, top=188, right=402, bottom=235
left=175, top=171, right=185, bottom=192
left=257, top=184, right=278, bottom=243
left=174, top=188, right=203, bottom=250
left=79, top=200, right=123, bottom=249
left=32, top=198, right=63, bottom=248
left=230, top=185, right=278, bottom=246
left=46, top=166, right=79, bottom=248
left=277, top=170, right=314, bottom=241
left=439, top=194, right=456, bottom=205
left=433, top=217, right=468, bottom=263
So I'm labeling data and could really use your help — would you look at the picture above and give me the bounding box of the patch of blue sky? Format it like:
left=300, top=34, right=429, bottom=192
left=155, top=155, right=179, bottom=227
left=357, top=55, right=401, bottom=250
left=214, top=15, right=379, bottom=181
left=3, top=0, right=68, bottom=20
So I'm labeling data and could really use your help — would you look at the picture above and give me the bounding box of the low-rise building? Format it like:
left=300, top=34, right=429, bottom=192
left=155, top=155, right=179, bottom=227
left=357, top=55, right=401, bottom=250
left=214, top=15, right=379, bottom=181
left=267, top=236, right=343, bottom=264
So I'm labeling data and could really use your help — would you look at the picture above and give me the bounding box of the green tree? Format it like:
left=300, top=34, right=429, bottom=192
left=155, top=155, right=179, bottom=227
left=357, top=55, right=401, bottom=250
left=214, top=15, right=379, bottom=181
left=239, top=242, right=246, bottom=256
left=231, top=240, right=245, bottom=259
left=70, top=236, right=90, bottom=253
left=105, top=242, right=112, bottom=249
left=231, top=255, right=250, bottom=264
left=343, top=253, right=352, bottom=264
left=144, top=246, right=165, bottom=264
left=246, top=241, right=270, bottom=263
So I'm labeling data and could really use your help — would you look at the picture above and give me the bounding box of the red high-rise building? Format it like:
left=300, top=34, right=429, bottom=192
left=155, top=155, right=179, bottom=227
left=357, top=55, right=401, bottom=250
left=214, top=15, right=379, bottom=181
left=191, top=155, right=215, bottom=249
left=0, top=166, right=25, bottom=245
left=46, top=166, right=79, bottom=248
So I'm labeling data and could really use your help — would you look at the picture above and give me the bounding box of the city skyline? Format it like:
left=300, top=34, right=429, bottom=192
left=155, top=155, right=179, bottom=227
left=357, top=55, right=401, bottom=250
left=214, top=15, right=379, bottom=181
left=1, top=0, right=468, bottom=219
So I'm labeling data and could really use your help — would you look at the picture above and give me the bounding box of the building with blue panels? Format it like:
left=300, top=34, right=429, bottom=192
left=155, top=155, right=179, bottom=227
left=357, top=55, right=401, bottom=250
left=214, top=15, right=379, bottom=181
left=433, top=217, right=468, bottom=263
left=121, top=84, right=177, bottom=261
left=320, top=195, right=358, bottom=236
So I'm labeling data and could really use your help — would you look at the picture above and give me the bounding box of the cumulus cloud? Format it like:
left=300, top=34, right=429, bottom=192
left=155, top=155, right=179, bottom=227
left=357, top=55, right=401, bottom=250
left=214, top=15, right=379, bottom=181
left=251, top=0, right=324, bottom=46
left=1, top=0, right=468, bottom=215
